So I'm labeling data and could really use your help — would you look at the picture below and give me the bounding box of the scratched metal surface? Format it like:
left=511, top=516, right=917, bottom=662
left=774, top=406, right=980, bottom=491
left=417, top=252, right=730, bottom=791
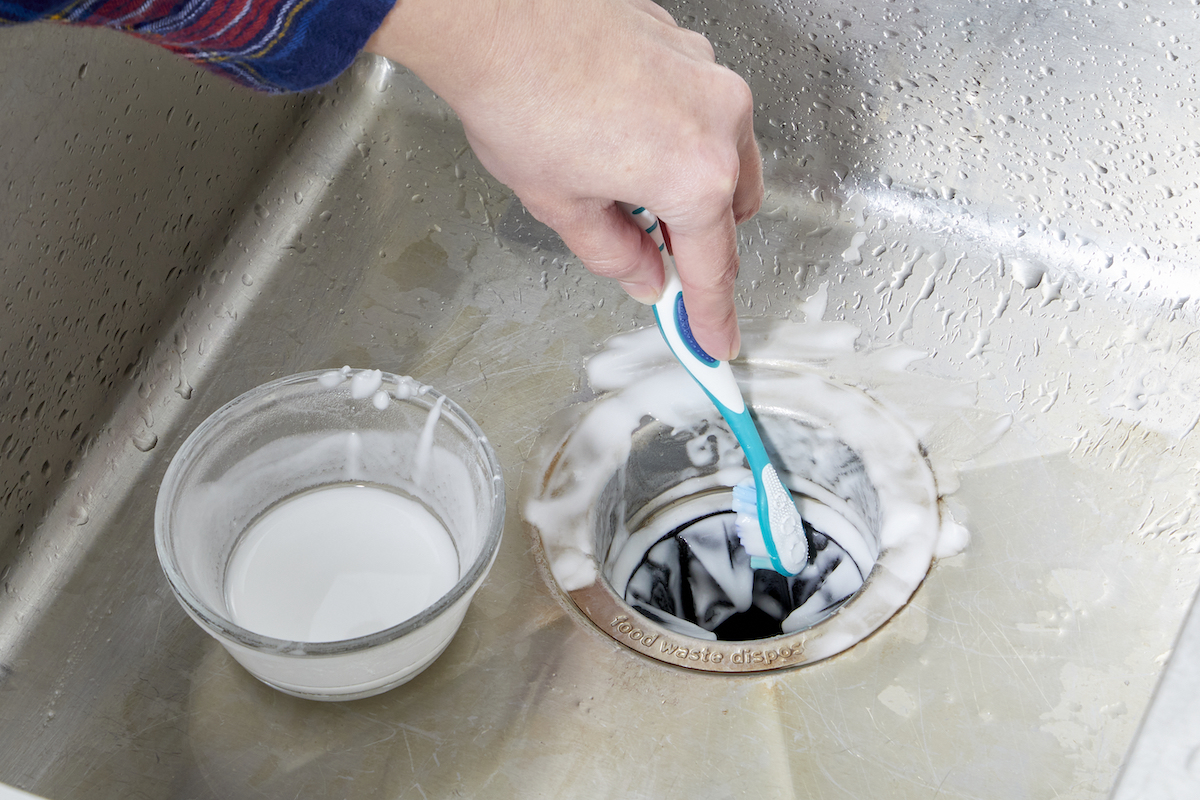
left=3, top=2, right=1200, bottom=797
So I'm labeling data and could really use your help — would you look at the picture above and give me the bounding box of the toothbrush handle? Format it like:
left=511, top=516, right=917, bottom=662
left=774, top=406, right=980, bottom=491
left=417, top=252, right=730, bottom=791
left=624, top=205, right=743, bottom=407
left=623, top=204, right=772, bottom=477
left=625, top=203, right=797, bottom=575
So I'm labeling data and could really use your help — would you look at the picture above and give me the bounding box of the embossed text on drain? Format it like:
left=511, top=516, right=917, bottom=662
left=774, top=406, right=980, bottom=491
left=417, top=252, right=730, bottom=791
left=610, top=616, right=801, bottom=666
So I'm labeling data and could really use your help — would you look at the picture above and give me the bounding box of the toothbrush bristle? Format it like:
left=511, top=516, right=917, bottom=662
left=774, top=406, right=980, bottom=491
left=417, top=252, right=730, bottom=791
left=731, top=478, right=767, bottom=558
left=732, top=469, right=809, bottom=575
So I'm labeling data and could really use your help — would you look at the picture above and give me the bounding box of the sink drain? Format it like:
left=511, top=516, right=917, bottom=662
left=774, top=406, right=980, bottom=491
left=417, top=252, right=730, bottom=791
left=622, top=501, right=868, bottom=642
left=524, top=344, right=942, bottom=673
left=608, top=414, right=881, bottom=642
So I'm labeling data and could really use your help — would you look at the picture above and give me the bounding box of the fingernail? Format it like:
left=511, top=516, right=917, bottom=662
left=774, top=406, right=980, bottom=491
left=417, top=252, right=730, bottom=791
left=620, top=281, right=662, bottom=305
left=715, top=326, right=741, bottom=362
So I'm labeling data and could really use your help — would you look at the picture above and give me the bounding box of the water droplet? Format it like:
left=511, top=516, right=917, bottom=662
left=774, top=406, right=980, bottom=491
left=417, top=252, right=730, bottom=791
left=241, top=274, right=254, bottom=287
left=841, top=232, right=868, bottom=265
left=132, top=432, right=158, bottom=453
left=1009, top=257, right=1047, bottom=289
left=1041, top=278, right=1064, bottom=307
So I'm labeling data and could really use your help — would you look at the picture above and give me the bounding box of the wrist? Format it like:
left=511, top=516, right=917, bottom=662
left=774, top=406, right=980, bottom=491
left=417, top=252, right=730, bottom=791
left=364, top=0, right=510, bottom=107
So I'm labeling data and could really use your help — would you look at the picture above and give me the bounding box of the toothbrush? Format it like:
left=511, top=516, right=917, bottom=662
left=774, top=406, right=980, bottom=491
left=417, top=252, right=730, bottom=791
left=623, top=204, right=809, bottom=576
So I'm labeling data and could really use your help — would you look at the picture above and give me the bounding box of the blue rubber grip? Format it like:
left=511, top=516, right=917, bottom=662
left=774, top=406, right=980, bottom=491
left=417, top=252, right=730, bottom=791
left=673, top=292, right=718, bottom=366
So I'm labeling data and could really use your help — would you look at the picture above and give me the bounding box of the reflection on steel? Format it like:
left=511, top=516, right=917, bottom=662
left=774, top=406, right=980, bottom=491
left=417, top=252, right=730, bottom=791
left=3, top=2, right=1200, bottom=797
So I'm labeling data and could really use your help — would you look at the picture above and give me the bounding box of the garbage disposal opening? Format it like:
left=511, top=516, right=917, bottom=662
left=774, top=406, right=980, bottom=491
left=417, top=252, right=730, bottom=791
left=523, top=348, right=944, bottom=674
left=600, top=416, right=881, bottom=643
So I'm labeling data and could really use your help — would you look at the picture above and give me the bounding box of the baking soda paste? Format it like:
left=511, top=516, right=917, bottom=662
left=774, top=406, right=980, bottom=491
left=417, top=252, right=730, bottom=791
left=225, top=483, right=459, bottom=643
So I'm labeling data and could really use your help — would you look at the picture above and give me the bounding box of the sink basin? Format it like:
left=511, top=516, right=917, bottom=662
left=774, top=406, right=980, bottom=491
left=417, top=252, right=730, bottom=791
left=3, top=2, right=1199, bottom=798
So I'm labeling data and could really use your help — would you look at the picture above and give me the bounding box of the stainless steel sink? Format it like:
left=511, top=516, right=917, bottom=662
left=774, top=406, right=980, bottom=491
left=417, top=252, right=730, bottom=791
left=3, top=2, right=1200, bottom=797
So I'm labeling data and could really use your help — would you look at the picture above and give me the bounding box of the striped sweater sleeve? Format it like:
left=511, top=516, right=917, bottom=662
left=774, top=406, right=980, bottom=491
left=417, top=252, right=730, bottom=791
left=0, top=0, right=396, bottom=93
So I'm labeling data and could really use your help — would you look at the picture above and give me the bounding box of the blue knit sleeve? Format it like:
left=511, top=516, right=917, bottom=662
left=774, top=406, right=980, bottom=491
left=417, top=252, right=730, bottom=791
left=0, top=0, right=397, bottom=93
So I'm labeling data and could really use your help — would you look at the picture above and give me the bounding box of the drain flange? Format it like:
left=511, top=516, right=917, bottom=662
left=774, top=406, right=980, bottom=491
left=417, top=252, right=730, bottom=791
left=524, top=349, right=942, bottom=673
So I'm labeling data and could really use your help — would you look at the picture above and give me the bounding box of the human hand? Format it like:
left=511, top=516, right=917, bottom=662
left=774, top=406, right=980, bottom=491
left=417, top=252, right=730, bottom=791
left=366, top=0, right=762, bottom=360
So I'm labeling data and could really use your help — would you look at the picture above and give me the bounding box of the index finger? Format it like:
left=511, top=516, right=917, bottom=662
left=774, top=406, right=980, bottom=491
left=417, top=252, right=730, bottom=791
left=664, top=207, right=742, bottom=362
left=662, top=129, right=761, bottom=361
